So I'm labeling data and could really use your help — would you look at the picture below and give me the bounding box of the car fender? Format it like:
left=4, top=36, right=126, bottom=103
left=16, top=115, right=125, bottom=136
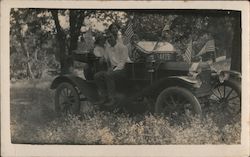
left=51, top=75, right=100, bottom=102
left=168, top=76, right=200, bottom=85
left=140, top=76, right=200, bottom=98
left=218, top=70, right=241, bottom=83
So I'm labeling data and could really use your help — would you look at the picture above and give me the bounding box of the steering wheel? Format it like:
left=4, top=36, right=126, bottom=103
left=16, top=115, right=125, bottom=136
left=129, top=47, right=147, bottom=62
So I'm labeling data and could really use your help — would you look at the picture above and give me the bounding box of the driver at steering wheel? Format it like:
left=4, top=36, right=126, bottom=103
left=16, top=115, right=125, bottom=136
left=94, top=23, right=130, bottom=106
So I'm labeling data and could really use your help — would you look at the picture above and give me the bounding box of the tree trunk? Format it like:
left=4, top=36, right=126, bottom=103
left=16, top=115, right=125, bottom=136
left=26, top=61, right=34, bottom=79
left=69, top=10, right=78, bottom=54
left=51, top=10, right=68, bottom=74
left=51, top=10, right=91, bottom=74
left=34, top=49, right=38, bottom=61
left=51, top=10, right=86, bottom=74
left=14, top=19, right=35, bottom=79
left=17, top=35, right=35, bottom=79
left=69, top=10, right=85, bottom=54
left=23, top=45, right=34, bottom=79
left=226, top=46, right=232, bottom=59
left=230, top=12, right=241, bottom=72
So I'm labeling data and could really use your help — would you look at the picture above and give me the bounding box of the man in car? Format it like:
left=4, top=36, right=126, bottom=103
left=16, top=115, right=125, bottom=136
left=94, top=23, right=130, bottom=106
left=105, top=23, right=131, bottom=106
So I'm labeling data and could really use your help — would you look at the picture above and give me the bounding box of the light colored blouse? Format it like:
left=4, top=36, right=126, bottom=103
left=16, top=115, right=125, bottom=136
left=93, top=45, right=109, bottom=61
left=106, top=42, right=129, bottom=71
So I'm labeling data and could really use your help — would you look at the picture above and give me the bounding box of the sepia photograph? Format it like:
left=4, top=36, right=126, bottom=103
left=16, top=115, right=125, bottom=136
left=1, top=1, right=249, bottom=157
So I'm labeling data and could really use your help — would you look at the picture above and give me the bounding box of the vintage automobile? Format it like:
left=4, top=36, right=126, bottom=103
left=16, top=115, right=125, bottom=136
left=50, top=39, right=241, bottom=121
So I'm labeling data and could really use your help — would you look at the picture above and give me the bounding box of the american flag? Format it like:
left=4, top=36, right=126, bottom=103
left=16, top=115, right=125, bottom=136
left=196, top=39, right=215, bottom=56
left=183, top=40, right=193, bottom=64
left=123, top=21, right=134, bottom=45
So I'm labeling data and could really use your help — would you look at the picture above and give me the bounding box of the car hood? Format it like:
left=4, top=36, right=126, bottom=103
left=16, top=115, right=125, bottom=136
left=135, top=41, right=176, bottom=54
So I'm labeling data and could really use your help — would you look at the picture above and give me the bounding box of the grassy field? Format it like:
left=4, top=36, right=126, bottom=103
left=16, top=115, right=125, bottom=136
left=10, top=60, right=241, bottom=145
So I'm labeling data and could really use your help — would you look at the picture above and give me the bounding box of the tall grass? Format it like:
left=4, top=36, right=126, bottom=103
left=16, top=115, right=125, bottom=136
left=11, top=111, right=240, bottom=145
left=10, top=78, right=240, bottom=145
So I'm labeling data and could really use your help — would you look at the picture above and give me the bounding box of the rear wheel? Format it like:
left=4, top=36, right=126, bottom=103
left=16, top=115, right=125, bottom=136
left=55, top=82, right=80, bottom=115
left=155, top=87, right=202, bottom=117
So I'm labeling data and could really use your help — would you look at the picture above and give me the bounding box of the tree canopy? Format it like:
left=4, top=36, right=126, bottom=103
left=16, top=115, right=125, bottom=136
left=10, top=9, right=241, bottom=80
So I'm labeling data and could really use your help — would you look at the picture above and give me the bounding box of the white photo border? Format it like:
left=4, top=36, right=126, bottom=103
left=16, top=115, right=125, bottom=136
left=1, top=1, right=249, bottom=157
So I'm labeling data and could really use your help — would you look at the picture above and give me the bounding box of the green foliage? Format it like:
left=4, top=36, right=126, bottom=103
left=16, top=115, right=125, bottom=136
left=122, top=11, right=236, bottom=59
left=10, top=52, right=60, bottom=80
left=10, top=53, right=28, bottom=79
left=10, top=9, right=239, bottom=80
left=131, top=13, right=170, bottom=40
left=10, top=9, right=60, bottom=80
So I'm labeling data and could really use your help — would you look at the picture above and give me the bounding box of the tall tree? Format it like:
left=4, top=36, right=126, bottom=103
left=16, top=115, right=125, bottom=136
left=10, top=9, right=241, bottom=80
left=230, top=12, right=241, bottom=72
left=50, top=9, right=95, bottom=74
left=10, top=8, right=60, bottom=79
left=50, top=10, right=68, bottom=74
left=10, top=9, right=34, bottom=79
left=10, top=9, right=53, bottom=79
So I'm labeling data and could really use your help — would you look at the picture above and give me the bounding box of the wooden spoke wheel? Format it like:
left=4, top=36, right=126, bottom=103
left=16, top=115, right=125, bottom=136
left=155, top=87, right=202, bottom=117
left=55, top=82, right=80, bottom=115
left=210, top=79, right=241, bottom=121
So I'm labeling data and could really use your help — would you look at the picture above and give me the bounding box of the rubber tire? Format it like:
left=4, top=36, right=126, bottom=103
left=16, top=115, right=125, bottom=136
left=155, top=86, right=202, bottom=116
left=215, top=79, right=241, bottom=100
left=55, top=82, right=80, bottom=115
left=212, top=79, right=241, bottom=116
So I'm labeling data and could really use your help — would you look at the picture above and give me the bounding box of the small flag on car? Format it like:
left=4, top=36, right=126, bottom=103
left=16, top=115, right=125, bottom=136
left=123, top=21, right=134, bottom=45
left=183, top=39, right=193, bottom=64
left=162, top=24, right=170, bottom=32
left=196, top=39, right=215, bottom=56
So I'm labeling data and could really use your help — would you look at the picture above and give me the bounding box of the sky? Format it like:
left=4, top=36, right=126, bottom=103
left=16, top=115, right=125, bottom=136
left=58, top=14, right=109, bottom=32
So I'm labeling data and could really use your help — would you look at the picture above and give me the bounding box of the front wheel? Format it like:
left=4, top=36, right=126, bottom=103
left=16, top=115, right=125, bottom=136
left=209, top=79, right=241, bottom=123
left=55, top=82, right=80, bottom=115
left=155, top=87, right=202, bottom=117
